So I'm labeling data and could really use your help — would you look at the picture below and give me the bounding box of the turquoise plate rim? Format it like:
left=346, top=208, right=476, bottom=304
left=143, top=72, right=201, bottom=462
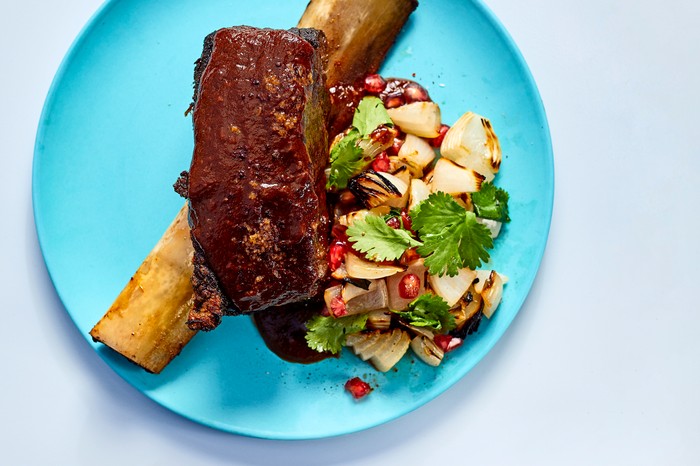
left=32, top=0, right=554, bottom=439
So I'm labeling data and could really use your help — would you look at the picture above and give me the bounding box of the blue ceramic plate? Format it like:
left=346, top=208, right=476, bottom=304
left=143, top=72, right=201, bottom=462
left=33, top=0, right=553, bottom=439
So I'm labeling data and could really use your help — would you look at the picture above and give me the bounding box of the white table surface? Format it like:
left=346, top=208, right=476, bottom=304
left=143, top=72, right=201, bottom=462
left=3, top=0, right=699, bottom=464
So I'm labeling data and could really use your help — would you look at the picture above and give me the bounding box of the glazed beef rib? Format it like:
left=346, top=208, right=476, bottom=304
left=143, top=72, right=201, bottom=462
left=184, top=26, right=330, bottom=330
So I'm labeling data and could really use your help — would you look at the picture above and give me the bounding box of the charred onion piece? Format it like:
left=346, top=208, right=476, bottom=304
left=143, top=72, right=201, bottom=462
left=358, top=126, right=399, bottom=160
left=428, top=267, right=477, bottom=307
left=366, top=310, right=392, bottom=331
left=346, top=329, right=410, bottom=372
left=477, top=270, right=505, bottom=318
left=450, top=290, right=484, bottom=339
left=345, top=253, right=405, bottom=279
left=343, top=277, right=372, bottom=290
left=344, top=279, right=389, bottom=314
left=397, top=134, right=437, bottom=177
left=410, top=335, right=444, bottom=367
left=348, top=170, right=407, bottom=208
left=386, top=102, right=442, bottom=138
left=440, top=111, right=501, bottom=181
left=430, top=157, right=485, bottom=194
left=408, top=178, right=431, bottom=210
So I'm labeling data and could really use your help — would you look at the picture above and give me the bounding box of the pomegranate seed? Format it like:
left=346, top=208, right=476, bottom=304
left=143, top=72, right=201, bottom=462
left=329, top=242, right=347, bottom=271
left=387, top=137, right=404, bottom=155
left=331, top=224, right=349, bottom=242
left=364, top=74, right=387, bottom=94
left=400, top=248, right=421, bottom=265
left=434, top=334, right=451, bottom=351
left=400, top=210, right=412, bottom=230
left=430, top=124, right=450, bottom=148
left=398, top=273, right=421, bottom=299
left=320, top=306, right=330, bottom=317
left=448, top=338, right=463, bottom=352
left=386, top=217, right=401, bottom=229
left=369, top=126, right=396, bottom=146
left=403, top=82, right=430, bottom=103
left=330, top=296, right=347, bottom=318
left=385, top=95, right=405, bottom=109
left=345, top=377, right=372, bottom=399
left=371, top=152, right=390, bottom=172
left=434, top=334, right=463, bottom=353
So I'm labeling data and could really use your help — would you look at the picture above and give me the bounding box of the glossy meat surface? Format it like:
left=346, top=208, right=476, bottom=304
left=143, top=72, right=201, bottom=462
left=186, top=27, right=330, bottom=329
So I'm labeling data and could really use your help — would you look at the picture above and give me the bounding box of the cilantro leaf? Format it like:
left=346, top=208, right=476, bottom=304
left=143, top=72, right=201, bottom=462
left=305, top=314, right=369, bottom=354
left=393, top=294, right=455, bottom=332
left=352, top=96, right=393, bottom=136
left=471, top=182, right=511, bottom=222
left=347, top=214, right=423, bottom=261
left=410, top=192, right=493, bottom=276
left=327, top=129, right=365, bottom=190
left=326, top=97, right=393, bottom=190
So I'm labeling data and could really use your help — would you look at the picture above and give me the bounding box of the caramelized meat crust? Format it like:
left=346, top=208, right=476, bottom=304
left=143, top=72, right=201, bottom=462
left=185, top=26, right=330, bottom=330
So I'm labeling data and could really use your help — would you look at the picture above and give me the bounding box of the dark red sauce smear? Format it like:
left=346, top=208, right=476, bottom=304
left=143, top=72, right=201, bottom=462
left=253, top=301, right=335, bottom=364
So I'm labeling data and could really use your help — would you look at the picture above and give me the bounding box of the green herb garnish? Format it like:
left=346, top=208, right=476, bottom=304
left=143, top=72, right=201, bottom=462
left=352, top=96, right=393, bottom=136
left=410, top=192, right=493, bottom=276
left=346, top=214, right=422, bottom=262
left=326, top=129, right=365, bottom=190
left=327, top=97, right=393, bottom=190
left=305, top=314, right=369, bottom=354
left=471, top=182, right=511, bottom=222
left=393, top=294, right=455, bottom=332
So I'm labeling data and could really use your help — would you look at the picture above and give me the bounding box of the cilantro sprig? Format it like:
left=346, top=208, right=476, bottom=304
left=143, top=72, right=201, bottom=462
left=326, top=97, right=393, bottom=190
left=352, top=96, right=393, bottom=136
left=327, top=129, right=365, bottom=190
left=346, top=214, right=422, bottom=262
left=305, top=314, right=369, bottom=354
left=393, top=294, right=455, bottom=332
left=410, top=192, right=493, bottom=276
left=471, top=182, right=511, bottom=222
